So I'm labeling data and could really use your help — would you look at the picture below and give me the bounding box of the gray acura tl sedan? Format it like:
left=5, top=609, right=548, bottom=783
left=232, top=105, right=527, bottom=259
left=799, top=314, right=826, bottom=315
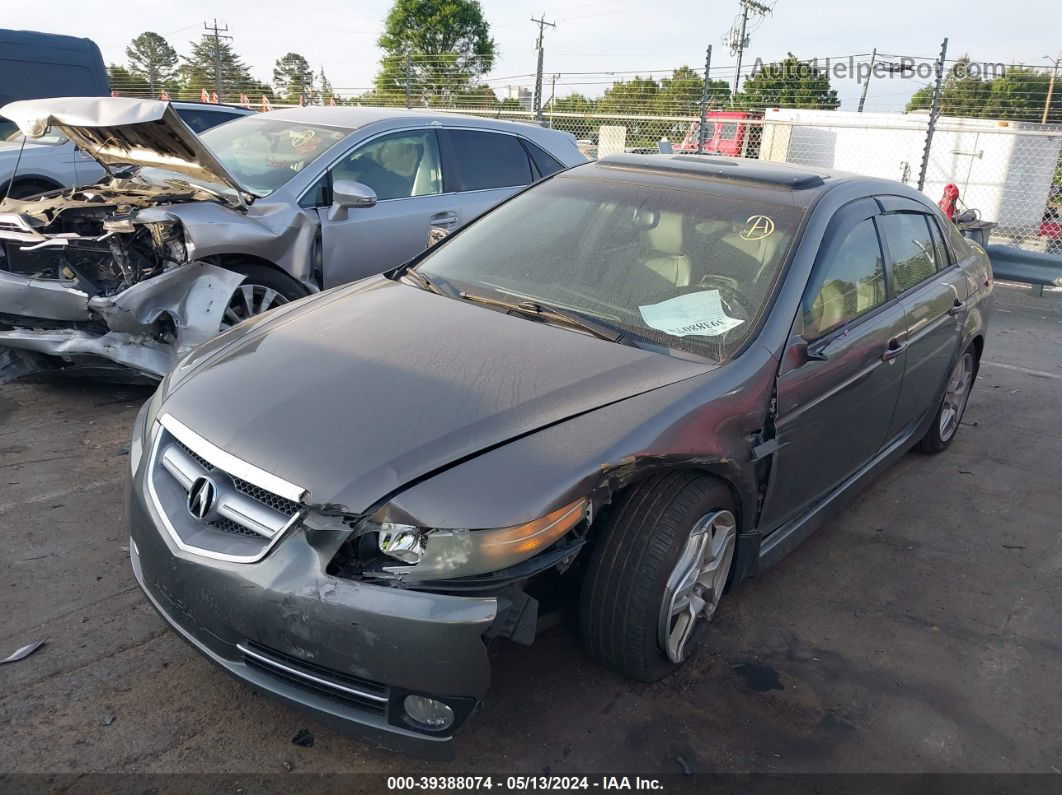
left=127, top=154, right=992, bottom=757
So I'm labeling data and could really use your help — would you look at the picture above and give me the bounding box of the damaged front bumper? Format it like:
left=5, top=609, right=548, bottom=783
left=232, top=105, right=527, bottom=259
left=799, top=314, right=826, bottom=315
left=0, top=263, right=244, bottom=382
left=127, top=406, right=498, bottom=758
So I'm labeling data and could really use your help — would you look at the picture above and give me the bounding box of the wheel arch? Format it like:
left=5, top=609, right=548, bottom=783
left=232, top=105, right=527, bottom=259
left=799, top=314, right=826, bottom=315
left=207, top=253, right=313, bottom=297
left=0, top=174, right=64, bottom=198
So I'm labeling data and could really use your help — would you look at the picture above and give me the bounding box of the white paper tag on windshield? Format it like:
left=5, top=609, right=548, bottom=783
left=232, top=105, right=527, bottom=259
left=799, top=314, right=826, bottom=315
left=638, top=290, right=745, bottom=337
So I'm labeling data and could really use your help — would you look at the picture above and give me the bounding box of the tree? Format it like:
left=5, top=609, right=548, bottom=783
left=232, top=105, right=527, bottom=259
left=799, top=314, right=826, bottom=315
left=655, top=66, right=730, bottom=116
left=317, top=67, right=338, bottom=105
left=125, top=32, right=178, bottom=98
left=107, top=64, right=150, bottom=98
left=374, top=0, right=497, bottom=102
left=597, top=76, right=660, bottom=116
left=736, top=53, right=839, bottom=110
left=907, top=58, right=1061, bottom=123
left=546, top=93, right=597, bottom=139
left=273, top=52, right=314, bottom=104
left=907, top=56, right=991, bottom=118
left=179, top=35, right=255, bottom=102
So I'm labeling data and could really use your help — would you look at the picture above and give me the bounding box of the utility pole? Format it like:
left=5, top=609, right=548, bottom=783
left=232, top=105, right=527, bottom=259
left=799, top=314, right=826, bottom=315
left=917, top=37, right=949, bottom=192
left=548, top=73, right=559, bottom=127
left=698, top=46, right=713, bottom=153
left=724, top=0, right=771, bottom=97
left=405, top=52, right=413, bottom=109
left=203, top=19, right=231, bottom=102
left=857, top=48, right=876, bottom=113
left=530, top=14, right=556, bottom=120
left=1043, top=53, right=1061, bottom=125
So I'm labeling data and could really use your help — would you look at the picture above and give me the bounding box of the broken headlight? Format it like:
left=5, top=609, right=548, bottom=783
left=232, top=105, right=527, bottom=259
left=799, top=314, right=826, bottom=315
left=364, top=497, right=589, bottom=581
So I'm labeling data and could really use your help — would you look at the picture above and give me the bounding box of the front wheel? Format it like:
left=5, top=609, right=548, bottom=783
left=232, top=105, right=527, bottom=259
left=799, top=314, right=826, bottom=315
left=579, top=472, right=738, bottom=682
left=916, top=345, right=977, bottom=454
left=220, top=263, right=308, bottom=329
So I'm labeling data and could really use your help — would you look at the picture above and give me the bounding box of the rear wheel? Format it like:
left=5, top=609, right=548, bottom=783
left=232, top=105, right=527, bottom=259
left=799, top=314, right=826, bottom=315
left=916, top=344, right=978, bottom=453
left=580, top=472, right=738, bottom=682
left=219, top=263, right=308, bottom=329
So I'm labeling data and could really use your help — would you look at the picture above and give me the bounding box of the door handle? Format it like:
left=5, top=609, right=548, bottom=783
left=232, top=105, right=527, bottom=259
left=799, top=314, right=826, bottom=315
left=881, top=338, right=907, bottom=363
left=947, top=300, right=966, bottom=317
left=430, top=211, right=458, bottom=228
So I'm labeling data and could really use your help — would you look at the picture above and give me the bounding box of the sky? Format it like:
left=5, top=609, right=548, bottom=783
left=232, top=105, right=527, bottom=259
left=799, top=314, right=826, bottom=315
left=4, top=0, right=1060, bottom=112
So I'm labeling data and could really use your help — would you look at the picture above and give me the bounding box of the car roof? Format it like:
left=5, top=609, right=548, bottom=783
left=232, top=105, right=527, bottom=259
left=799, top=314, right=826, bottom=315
left=566, top=153, right=915, bottom=209
left=255, top=105, right=556, bottom=135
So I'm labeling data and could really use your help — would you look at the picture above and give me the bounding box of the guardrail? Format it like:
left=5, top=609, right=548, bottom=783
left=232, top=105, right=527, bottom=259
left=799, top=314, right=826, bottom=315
left=986, top=244, right=1062, bottom=290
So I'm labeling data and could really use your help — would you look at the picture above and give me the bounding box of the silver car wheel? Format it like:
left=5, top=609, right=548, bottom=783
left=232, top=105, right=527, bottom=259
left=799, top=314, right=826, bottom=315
left=222, top=284, right=289, bottom=329
left=658, top=509, right=736, bottom=664
left=939, top=352, right=975, bottom=442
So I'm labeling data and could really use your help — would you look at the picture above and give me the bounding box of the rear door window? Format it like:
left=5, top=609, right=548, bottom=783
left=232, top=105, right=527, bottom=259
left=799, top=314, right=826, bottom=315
left=879, top=213, right=938, bottom=294
left=442, top=130, right=533, bottom=192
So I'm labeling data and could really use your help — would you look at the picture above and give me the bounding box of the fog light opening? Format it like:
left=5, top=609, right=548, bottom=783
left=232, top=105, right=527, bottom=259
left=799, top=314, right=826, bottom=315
left=403, top=694, right=454, bottom=731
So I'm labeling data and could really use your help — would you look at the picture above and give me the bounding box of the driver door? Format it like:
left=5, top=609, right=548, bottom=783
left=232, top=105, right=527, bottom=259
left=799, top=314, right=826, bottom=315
left=308, top=129, right=459, bottom=287
left=759, top=199, right=909, bottom=530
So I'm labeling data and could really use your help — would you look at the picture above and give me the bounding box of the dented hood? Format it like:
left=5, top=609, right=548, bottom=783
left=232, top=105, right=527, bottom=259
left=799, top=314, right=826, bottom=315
left=0, top=97, right=248, bottom=202
left=161, top=278, right=713, bottom=513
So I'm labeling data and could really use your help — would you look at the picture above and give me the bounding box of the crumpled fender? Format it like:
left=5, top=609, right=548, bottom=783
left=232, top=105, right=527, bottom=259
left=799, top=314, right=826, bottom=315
left=87, top=263, right=245, bottom=351
left=0, top=262, right=244, bottom=381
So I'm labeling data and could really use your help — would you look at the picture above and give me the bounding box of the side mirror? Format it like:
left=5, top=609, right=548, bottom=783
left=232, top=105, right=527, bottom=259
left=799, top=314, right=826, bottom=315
left=329, top=179, right=377, bottom=221
left=780, top=335, right=829, bottom=375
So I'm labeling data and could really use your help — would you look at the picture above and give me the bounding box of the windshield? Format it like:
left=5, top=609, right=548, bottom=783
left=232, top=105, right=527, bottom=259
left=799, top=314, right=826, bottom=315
left=4, top=129, right=67, bottom=146
left=417, top=176, right=805, bottom=360
left=197, top=117, right=349, bottom=196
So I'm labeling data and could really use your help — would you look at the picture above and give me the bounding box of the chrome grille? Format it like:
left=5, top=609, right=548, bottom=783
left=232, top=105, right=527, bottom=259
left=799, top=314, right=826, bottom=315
left=146, top=414, right=307, bottom=563
left=238, top=641, right=389, bottom=714
left=175, top=439, right=300, bottom=517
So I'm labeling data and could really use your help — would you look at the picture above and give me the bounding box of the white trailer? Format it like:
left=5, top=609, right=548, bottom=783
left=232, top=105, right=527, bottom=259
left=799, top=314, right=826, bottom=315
left=758, top=108, right=1062, bottom=248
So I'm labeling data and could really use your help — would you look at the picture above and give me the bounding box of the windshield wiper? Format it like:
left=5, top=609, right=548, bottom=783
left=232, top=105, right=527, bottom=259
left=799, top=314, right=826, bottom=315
left=400, top=268, right=445, bottom=296
left=458, top=291, right=627, bottom=344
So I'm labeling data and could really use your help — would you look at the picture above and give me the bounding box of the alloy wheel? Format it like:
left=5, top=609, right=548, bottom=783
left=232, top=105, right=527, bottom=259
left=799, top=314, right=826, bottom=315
left=939, top=352, right=975, bottom=442
left=222, top=284, right=289, bottom=329
left=658, top=509, right=736, bottom=664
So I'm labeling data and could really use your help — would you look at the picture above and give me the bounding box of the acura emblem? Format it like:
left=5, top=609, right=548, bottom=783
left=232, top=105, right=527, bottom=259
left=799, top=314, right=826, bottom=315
left=187, top=475, right=218, bottom=521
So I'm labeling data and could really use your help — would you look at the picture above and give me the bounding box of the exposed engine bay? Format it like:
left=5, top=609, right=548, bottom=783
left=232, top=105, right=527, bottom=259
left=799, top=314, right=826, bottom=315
left=0, top=180, right=207, bottom=290
left=0, top=180, right=246, bottom=382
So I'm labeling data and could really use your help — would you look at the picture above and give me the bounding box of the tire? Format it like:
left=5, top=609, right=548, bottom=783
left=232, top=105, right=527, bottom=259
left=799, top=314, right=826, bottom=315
left=219, top=262, right=309, bottom=328
left=916, top=343, right=978, bottom=454
left=6, top=179, right=59, bottom=200
left=580, top=471, right=738, bottom=682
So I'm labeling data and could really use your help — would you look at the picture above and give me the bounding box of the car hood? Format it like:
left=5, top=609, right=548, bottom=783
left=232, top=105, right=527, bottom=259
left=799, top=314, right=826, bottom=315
left=161, top=278, right=714, bottom=514
left=0, top=97, right=248, bottom=202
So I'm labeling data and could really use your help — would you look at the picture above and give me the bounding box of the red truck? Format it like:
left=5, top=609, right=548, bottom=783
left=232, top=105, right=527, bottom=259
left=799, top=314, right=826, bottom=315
left=674, top=110, right=762, bottom=157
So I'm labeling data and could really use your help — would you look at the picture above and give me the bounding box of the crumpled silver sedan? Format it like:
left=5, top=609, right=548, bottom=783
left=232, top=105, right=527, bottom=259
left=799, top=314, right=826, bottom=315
left=0, top=98, right=584, bottom=381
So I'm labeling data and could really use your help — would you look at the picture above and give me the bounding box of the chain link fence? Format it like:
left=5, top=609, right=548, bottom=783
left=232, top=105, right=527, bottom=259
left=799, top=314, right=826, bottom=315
left=103, top=64, right=1062, bottom=256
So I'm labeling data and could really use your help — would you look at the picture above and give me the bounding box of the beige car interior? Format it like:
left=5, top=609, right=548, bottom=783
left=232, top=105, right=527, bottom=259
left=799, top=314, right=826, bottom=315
left=640, top=212, right=692, bottom=287
left=637, top=212, right=789, bottom=297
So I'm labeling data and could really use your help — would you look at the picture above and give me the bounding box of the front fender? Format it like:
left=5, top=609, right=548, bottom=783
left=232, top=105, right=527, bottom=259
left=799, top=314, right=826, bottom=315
left=386, top=345, right=778, bottom=534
